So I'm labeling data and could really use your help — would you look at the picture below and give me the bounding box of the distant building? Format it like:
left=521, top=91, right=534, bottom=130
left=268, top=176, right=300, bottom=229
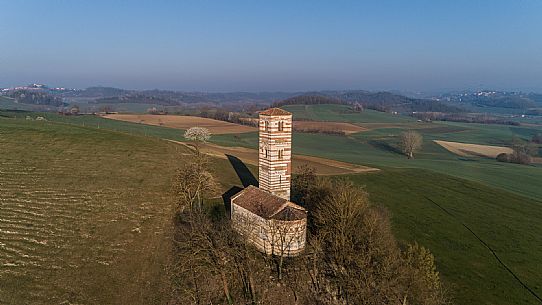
left=231, top=108, right=307, bottom=256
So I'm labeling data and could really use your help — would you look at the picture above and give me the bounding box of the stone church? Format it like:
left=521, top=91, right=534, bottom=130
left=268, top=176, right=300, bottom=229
left=230, top=108, right=307, bottom=256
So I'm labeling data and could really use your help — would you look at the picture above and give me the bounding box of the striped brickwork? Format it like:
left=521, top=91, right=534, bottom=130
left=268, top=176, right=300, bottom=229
left=258, top=112, right=292, bottom=200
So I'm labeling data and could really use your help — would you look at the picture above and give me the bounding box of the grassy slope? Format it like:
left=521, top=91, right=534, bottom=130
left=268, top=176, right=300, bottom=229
left=348, top=169, right=542, bottom=305
left=0, top=117, right=243, bottom=305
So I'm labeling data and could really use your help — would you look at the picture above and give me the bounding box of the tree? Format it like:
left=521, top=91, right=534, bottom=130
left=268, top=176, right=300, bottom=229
left=184, top=127, right=211, bottom=156
left=532, top=133, right=542, bottom=144
left=404, top=243, right=448, bottom=305
left=400, top=130, right=423, bottom=159
left=511, top=143, right=536, bottom=164
left=303, top=177, right=448, bottom=305
left=174, top=212, right=236, bottom=304
left=496, top=153, right=510, bottom=163
left=175, top=156, right=218, bottom=212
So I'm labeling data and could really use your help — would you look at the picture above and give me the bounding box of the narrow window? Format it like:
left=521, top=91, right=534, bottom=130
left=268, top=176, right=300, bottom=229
left=264, top=121, right=269, bottom=131
left=265, top=149, right=268, bottom=158
left=278, top=121, right=284, bottom=131
left=278, top=149, right=283, bottom=159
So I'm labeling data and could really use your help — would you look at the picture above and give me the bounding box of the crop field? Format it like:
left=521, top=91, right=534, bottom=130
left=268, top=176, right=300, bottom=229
left=0, top=117, right=244, bottom=304
left=2, top=106, right=542, bottom=305
left=434, top=140, right=513, bottom=158
left=171, top=140, right=378, bottom=175
left=103, top=114, right=256, bottom=134
left=282, top=104, right=416, bottom=123
left=241, top=117, right=367, bottom=134
left=350, top=169, right=542, bottom=305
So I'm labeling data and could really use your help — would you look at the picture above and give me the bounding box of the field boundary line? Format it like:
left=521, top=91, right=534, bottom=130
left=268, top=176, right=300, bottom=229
left=424, top=195, right=542, bottom=304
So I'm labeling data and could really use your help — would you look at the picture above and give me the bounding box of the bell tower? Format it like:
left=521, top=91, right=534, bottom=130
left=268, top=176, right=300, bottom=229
left=258, top=108, right=292, bottom=200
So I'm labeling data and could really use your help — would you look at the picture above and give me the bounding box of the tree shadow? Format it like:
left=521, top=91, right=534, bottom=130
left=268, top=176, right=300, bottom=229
left=226, top=154, right=258, bottom=187
left=368, top=140, right=403, bottom=155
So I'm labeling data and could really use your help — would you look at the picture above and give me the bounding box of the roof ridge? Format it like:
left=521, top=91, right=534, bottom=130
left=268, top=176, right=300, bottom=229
left=259, top=108, right=292, bottom=116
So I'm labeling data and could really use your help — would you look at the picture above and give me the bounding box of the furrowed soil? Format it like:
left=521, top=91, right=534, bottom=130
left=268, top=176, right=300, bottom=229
left=102, top=114, right=256, bottom=134
left=0, top=118, right=242, bottom=304
left=434, top=140, right=513, bottom=158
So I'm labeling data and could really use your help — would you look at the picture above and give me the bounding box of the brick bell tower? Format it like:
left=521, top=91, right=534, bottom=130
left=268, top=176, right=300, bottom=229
left=258, top=108, right=292, bottom=200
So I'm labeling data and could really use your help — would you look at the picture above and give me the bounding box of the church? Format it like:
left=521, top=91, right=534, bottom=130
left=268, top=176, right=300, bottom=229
left=230, top=108, right=307, bottom=257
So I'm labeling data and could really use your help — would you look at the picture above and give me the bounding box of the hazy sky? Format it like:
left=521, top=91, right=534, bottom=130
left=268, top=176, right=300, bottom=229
left=1, top=0, right=541, bottom=92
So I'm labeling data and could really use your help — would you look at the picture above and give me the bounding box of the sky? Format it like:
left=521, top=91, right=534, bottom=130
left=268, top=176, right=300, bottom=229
left=0, top=0, right=541, bottom=92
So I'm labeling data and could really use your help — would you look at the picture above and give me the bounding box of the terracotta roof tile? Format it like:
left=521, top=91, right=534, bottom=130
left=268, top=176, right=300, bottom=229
left=259, top=108, right=292, bottom=116
left=231, top=185, right=306, bottom=220
left=271, top=204, right=307, bottom=221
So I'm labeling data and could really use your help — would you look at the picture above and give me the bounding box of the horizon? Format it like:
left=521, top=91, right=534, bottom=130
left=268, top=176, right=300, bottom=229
left=1, top=1, right=541, bottom=92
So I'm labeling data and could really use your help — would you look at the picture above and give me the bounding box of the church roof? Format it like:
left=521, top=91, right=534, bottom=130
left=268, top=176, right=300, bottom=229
left=258, top=108, right=292, bottom=116
left=231, top=185, right=306, bottom=221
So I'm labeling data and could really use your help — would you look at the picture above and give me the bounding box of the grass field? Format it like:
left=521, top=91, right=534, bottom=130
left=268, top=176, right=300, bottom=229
left=171, top=140, right=378, bottom=175
left=2, top=107, right=542, bottom=304
left=0, top=116, right=244, bottom=304
left=349, top=169, right=542, bottom=305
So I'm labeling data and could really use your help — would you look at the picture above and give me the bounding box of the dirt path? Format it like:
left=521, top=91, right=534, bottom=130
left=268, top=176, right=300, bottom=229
left=169, top=140, right=379, bottom=175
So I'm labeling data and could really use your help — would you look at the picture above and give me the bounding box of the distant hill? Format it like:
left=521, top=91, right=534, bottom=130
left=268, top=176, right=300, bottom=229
left=62, top=86, right=131, bottom=98
left=274, top=91, right=463, bottom=114
left=4, top=89, right=65, bottom=107
left=273, top=95, right=344, bottom=107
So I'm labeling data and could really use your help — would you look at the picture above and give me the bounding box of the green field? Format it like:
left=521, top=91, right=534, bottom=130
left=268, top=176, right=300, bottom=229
left=349, top=169, right=542, bottom=305
left=0, top=116, right=243, bottom=304
left=2, top=106, right=542, bottom=305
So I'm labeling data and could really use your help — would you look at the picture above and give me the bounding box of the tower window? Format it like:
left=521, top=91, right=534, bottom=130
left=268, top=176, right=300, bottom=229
left=264, top=121, right=269, bottom=131
left=278, top=121, right=284, bottom=131
left=265, top=149, right=268, bottom=158
left=278, top=149, right=283, bottom=159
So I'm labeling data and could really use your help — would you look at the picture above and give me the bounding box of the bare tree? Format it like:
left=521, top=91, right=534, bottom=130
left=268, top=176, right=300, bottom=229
left=400, top=130, right=423, bottom=159
left=175, top=156, right=218, bottom=212
left=510, top=141, right=536, bottom=165
left=184, top=127, right=211, bottom=156
left=266, top=218, right=305, bottom=280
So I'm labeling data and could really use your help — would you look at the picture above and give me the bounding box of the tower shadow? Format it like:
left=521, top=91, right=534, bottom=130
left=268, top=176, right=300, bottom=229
left=226, top=154, right=258, bottom=187
left=222, top=154, right=258, bottom=217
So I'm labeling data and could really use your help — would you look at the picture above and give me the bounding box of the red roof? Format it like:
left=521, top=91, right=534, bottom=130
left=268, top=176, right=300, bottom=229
left=258, top=108, right=292, bottom=116
left=231, top=185, right=306, bottom=220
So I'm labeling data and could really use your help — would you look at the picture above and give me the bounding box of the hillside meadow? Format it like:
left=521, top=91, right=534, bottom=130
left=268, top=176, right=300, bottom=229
left=2, top=107, right=542, bottom=305
left=0, top=116, right=244, bottom=304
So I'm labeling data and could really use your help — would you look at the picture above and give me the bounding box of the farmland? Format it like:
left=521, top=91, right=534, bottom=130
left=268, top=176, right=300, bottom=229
left=171, top=140, right=378, bottom=175
left=1, top=104, right=542, bottom=305
left=350, top=169, right=542, bottom=305
left=434, top=140, right=513, bottom=158
left=0, top=116, right=243, bottom=304
left=103, top=114, right=256, bottom=134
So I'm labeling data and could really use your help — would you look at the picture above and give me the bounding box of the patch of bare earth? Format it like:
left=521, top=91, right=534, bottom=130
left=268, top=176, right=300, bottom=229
left=434, top=140, right=513, bottom=158
left=293, top=121, right=367, bottom=134
left=102, top=114, right=256, bottom=134
left=240, top=118, right=367, bottom=135
left=169, top=140, right=378, bottom=175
